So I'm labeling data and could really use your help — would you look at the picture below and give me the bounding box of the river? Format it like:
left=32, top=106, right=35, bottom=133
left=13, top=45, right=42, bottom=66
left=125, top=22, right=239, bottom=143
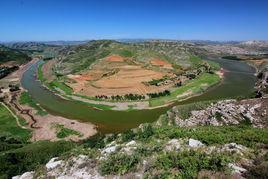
left=21, top=58, right=256, bottom=134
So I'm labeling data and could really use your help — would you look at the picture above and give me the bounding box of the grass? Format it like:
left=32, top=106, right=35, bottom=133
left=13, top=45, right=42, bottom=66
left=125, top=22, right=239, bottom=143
left=145, top=150, right=232, bottom=178
left=114, top=49, right=134, bottom=57
left=99, top=153, right=140, bottom=175
left=19, top=91, right=48, bottom=116
left=37, top=63, right=45, bottom=82
left=0, top=104, right=31, bottom=141
left=93, top=121, right=268, bottom=177
left=48, top=80, right=73, bottom=95
left=118, top=123, right=268, bottom=149
left=52, top=124, right=82, bottom=139
left=206, top=59, right=221, bottom=70
left=153, top=125, right=268, bottom=148
left=149, top=73, right=221, bottom=107
left=189, top=56, right=203, bottom=67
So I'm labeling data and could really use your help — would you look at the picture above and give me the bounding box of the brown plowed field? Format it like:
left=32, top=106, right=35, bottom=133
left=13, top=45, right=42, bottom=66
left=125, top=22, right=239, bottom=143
left=67, top=55, right=175, bottom=96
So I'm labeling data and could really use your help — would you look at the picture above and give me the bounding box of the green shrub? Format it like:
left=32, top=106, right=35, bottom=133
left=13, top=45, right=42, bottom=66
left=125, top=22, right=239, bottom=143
left=83, top=134, right=106, bottom=149
left=137, top=124, right=154, bottom=140
left=99, top=153, right=140, bottom=175
left=0, top=141, right=75, bottom=178
left=52, top=124, right=82, bottom=139
left=120, top=129, right=135, bottom=142
left=145, top=150, right=232, bottom=178
left=154, top=125, right=268, bottom=148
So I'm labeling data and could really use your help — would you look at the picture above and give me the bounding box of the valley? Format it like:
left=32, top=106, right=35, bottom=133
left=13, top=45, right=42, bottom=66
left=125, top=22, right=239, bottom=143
left=0, top=40, right=267, bottom=179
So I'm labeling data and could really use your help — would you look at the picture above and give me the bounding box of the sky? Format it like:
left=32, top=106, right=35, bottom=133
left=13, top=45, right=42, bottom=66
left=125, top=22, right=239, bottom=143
left=1, top=0, right=268, bottom=42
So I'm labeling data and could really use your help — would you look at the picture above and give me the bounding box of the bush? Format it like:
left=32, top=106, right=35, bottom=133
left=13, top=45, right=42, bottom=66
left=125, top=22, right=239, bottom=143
left=0, top=141, right=75, bottom=178
left=154, top=125, right=268, bottom=148
left=99, top=153, right=139, bottom=175
left=137, top=124, right=154, bottom=140
left=120, top=129, right=135, bottom=142
left=145, top=150, right=232, bottom=178
left=83, top=134, right=106, bottom=149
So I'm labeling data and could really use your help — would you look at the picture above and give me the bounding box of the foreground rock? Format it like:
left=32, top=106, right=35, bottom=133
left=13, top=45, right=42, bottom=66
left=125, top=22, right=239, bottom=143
left=168, top=98, right=268, bottom=128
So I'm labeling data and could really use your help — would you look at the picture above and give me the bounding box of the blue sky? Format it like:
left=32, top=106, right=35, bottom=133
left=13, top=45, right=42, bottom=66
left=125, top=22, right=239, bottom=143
left=1, top=0, right=268, bottom=41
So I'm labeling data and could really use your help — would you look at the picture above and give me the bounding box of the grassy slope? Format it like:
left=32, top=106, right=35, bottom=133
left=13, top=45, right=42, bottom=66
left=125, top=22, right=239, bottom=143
left=0, top=104, right=31, bottom=141
left=149, top=73, right=221, bottom=107
left=70, top=120, right=268, bottom=178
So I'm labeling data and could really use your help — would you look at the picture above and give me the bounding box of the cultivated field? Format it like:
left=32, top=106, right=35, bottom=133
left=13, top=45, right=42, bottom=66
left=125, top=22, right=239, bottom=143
left=67, top=54, right=176, bottom=96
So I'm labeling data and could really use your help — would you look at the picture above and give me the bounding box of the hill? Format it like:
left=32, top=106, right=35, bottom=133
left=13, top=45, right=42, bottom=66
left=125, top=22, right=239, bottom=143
left=3, top=42, right=64, bottom=59
left=0, top=45, right=31, bottom=66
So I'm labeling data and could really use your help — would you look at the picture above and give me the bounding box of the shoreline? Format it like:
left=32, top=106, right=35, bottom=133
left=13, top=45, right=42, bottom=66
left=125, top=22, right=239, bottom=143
left=2, top=59, right=98, bottom=141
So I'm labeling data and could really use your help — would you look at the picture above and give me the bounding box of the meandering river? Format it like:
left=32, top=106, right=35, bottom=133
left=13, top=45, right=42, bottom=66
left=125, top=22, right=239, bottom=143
left=21, top=58, right=256, bottom=134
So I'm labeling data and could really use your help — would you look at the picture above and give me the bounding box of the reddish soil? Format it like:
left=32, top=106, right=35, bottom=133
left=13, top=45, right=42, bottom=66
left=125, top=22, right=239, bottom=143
left=67, top=55, right=175, bottom=96
left=150, top=58, right=173, bottom=69
left=105, top=54, right=125, bottom=62
left=42, top=59, right=56, bottom=82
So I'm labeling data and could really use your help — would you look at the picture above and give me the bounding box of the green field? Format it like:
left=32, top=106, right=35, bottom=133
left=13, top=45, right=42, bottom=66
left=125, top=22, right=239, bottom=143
left=0, top=103, right=31, bottom=141
left=149, top=73, right=221, bottom=107
left=48, top=80, right=74, bottom=95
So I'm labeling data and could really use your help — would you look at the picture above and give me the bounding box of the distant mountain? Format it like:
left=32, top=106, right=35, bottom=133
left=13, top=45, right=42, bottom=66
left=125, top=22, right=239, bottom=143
left=240, top=40, right=268, bottom=47
left=41, top=41, right=89, bottom=46
left=3, top=42, right=59, bottom=51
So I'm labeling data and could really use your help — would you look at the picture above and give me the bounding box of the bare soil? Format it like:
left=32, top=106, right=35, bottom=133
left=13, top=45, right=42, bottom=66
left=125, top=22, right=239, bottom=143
left=67, top=55, right=175, bottom=96
left=0, top=58, right=38, bottom=88
left=42, top=59, right=56, bottom=82
left=150, top=58, right=173, bottom=69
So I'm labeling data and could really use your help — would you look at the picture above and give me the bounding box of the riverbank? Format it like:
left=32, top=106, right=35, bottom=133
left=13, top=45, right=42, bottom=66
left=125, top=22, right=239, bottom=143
left=5, top=90, right=97, bottom=141
left=0, top=60, right=98, bottom=141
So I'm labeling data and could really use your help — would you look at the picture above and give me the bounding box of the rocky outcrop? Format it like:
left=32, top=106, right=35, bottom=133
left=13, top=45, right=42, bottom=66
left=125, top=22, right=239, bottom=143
left=15, top=139, right=255, bottom=179
left=255, top=67, right=268, bottom=97
left=168, top=98, right=268, bottom=128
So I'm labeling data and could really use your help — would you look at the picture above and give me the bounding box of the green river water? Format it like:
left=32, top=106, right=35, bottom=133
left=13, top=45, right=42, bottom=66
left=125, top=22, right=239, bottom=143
left=21, top=58, right=256, bottom=134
